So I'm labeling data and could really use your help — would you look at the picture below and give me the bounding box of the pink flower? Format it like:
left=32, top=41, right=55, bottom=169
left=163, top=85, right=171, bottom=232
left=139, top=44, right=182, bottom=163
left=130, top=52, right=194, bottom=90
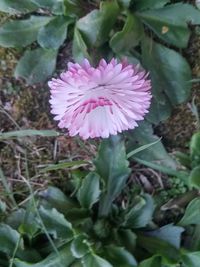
left=48, top=58, right=152, bottom=139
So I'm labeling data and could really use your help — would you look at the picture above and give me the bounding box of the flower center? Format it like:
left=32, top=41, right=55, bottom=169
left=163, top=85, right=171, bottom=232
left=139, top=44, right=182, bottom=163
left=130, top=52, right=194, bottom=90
left=73, top=97, right=112, bottom=118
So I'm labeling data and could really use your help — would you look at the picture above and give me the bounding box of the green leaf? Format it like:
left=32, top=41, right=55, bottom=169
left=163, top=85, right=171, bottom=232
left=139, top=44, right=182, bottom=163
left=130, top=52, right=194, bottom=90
left=146, top=224, right=184, bottom=249
left=15, top=48, right=57, bottom=85
left=139, top=255, right=162, bottom=267
left=116, top=229, right=137, bottom=253
left=6, top=208, right=39, bottom=240
left=123, top=194, right=154, bottom=228
left=38, top=206, right=74, bottom=240
left=189, top=166, right=200, bottom=189
left=137, top=234, right=180, bottom=263
left=40, top=161, right=88, bottom=172
left=126, top=121, right=177, bottom=168
left=0, top=224, right=23, bottom=255
left=70, top=235, right=90, bottom=259
left=94, top=135, right=130, bottom=217
left=81, top=254, right=113, bottom=267
left=77, top=172, right=101, bottom=209
left=104, top=245, right=137, bottom=267
left=133, top=0, right=169, bottom=11
left=190, top=132, right=200, bottom=168
left=142, top=38, right=192, bottom=124
left=110, top=13, right=144, bottom=53
left=179, top=198, right=200, bottom=226
left=182, top=252, right=200, bottom=267
left=0, top=0, right=38, bottom=14
left=77, top=0, right=119, bottom=47
left=0, top=16, right=51, bottom=47
left=38, top=186, right=75, bottom=214
left=38, top=16, right=73, bottom=49
left=137, top=3, right=200, bottom=48
left=72, top=27, right=91, bottom=63
left=0, top=129, right=59, bottom=140
left=64, top=0, right=84, bottom=17
left=14, top=243, right=75, bottom=267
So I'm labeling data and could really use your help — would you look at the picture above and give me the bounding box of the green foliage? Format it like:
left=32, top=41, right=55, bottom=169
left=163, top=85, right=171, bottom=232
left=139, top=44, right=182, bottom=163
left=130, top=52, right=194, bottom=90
left=77, top=172, right=101, bottom=209
left=76, top=0, right=120, bottom=47
left=14, top=48, right=58, bottom=85
left=137, top=3, right=200, bottom=48
left=1, top=0, right=200, bottom=266
left=1, top=134, right=200, bottom=266
left=94, top=135, right=130, bottom=216
left=142, top=37, right=191, bottom=124
left=0, top=0, right=38, bottom=14
left=0, top=16, right=51, bottom=47
left=37, top=16, right=73, bottom=49
left=178, top=198, right=200, bottom=226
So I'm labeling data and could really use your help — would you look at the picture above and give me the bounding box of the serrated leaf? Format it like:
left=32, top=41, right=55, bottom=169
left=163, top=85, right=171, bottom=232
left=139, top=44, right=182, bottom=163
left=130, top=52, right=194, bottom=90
left=14, top=243, right=75, bottom=267
left=139, top=255, right=162, bottom=267
left=0, top=129, right=59, bottom=140
left=142, top=38, right=191, bottom=124
left=77, top=172, right=101, bottom=209
left=95, top=135, right=130, bottom=216
left=38, top=16, right=73, bottom=49
left=182, top=252, right=200, bottom=267
left=104, top=245, right=137, bottom=267
left=0, top=224, right=23, bottom=255
left=15, top=48, right=57, bottom=84
left=72, top=27, right=91, bottom=63
left=133, top=0, right=170, bottom=11
left=0, top=0, right=38, bottom=14
left=81, top=254, right=113, bottom=267
left=77, top=0, right=119, bottom=47
left=123, top=194, right=154, bottom=228
left=137, top=3, right=200, bottom=48
left=70, top=235, right=90, bottom=259
left=179, top=198, right=200, bottom=226
left=110, top=13, right=144, bottom=53
left=0, top=16, right=51, bottom=47
left=38, top=206, right=74, bottom=240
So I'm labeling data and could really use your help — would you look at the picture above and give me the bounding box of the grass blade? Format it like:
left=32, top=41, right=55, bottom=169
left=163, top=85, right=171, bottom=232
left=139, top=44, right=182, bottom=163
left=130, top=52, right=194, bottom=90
left=127, top=138, right=161, bottom=159
left=40, top=160, right=89, bottom=172
left=0, top=129, right=59, bottom=140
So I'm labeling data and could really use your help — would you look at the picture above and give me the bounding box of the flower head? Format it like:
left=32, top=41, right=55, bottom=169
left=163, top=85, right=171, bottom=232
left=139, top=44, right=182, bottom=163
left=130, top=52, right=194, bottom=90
left=48, top=58, right=151, bottom=139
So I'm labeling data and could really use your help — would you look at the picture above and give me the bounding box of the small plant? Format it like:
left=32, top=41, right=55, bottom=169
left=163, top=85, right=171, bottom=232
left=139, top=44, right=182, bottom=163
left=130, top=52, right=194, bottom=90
left=0, top=134, right=200, bottom=267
